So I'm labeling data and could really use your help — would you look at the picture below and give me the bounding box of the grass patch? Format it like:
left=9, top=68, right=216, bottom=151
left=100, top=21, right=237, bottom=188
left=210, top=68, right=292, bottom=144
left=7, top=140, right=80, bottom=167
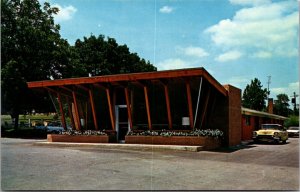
left=1, top=114, right=73, bottom=125
left=1, top=114, right=54, bottom=125
left=1, top=127, right=47, bottom=139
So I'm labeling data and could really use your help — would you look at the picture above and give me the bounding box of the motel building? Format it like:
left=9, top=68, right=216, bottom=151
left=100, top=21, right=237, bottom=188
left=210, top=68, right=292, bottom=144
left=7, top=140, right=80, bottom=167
left=27, top=68, right=286, bottom=149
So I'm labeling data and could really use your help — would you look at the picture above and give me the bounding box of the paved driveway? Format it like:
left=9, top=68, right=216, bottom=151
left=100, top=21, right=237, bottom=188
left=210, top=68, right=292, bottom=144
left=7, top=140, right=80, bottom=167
left=1, top=137, right=299, bottom=190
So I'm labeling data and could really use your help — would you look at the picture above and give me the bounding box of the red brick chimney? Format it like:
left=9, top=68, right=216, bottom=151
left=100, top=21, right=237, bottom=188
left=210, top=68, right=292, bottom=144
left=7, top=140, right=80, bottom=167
left=268, top=98, right=273, bottom=114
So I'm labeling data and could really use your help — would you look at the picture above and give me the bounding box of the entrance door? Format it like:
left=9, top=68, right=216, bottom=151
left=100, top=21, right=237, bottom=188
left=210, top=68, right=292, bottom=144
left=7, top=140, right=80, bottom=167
left=115, top=105, right=130, bottom=142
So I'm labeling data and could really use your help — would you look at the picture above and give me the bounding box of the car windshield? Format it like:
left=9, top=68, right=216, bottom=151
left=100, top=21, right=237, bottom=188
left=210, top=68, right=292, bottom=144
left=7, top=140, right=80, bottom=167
left=261, top=124, right=282, bottom=130
left=288, top=127, right=299, bottom=130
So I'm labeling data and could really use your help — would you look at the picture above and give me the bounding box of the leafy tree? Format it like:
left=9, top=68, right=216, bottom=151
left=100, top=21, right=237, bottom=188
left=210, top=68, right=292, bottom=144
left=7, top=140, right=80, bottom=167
left=74, top=35, right=157, bottom=76
left=242, top=78, right=268, bottom=111
left=1, top=0, right=157, bottom=130
left=284, top=115, right=299, bottom=127
left=1, top=0, right=70, bottom=128
left=273, top=94, right=290, bottom=116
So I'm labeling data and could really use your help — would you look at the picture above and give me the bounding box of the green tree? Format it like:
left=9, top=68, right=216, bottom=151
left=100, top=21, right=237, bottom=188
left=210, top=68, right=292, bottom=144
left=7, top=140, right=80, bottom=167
left=242, top=78, right=268, bottom=111
left=274, top=94, right=290, bottom=116
left=74, top=35, right=157, bottom=76
left=284, top=115, right=299, bottom=127
left=1, top=0, right=70, bottom=128
left=1, top=0, right=157, bottom=130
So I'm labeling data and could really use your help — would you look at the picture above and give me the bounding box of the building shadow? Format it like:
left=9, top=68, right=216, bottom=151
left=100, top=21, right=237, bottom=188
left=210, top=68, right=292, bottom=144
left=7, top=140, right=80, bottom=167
left=209, top=144, right=257, bottom=153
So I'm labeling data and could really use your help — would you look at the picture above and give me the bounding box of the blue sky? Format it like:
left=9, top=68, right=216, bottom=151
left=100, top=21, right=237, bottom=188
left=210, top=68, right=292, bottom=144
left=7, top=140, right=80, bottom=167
left=42, top=0, right=298, bottom=104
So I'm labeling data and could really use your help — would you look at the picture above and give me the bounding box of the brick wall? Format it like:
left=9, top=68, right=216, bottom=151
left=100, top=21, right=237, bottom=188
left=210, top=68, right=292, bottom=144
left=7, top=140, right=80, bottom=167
left=268, top=98, right=274, bottom=114
left=209, top=84, right=242, bottom=147
left=223, top=85, right=242, bottom=147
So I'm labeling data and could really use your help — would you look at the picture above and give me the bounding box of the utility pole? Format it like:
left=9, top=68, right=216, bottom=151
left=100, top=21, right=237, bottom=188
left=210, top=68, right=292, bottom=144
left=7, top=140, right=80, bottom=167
left=267, top=76, right=271, bottom=100
left=291, top=92, right=299, bottom=115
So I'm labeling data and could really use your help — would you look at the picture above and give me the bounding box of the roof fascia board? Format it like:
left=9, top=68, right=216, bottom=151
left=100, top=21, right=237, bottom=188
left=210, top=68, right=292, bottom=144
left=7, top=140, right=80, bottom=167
left=27, top=68, right=227, bottom=96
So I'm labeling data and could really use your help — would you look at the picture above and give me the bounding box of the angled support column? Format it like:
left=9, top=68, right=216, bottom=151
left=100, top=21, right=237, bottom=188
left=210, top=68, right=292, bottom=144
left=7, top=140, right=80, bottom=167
left=163, top=84, right=172, bottom=129
left=88, top=89, right=99, bottom=130
left=66, top=97, right=75, bottom=130
left=106, top=88, right=115, bottom=131
left=193, top=77, right=203, bottom=129
left=124, top=87, right=133, bottom=130
left=143, top=86, right=152, bottom=130
left=185, top=80, right=194, bottom=129
left=72, top=90, right=81, bottom=130
left=77, top=85, right=99, bottom=130
left=200, top=87, right=211, bottom=129
left=57, top=92, right=67, bottom=130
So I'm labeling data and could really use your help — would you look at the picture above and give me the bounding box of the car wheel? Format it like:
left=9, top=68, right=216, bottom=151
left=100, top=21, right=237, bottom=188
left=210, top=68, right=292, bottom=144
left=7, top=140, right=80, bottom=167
left=282, top=139, right=287, bottom=144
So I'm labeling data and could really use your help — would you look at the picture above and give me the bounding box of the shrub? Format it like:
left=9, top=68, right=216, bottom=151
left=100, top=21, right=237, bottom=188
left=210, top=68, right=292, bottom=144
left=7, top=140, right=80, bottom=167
left=60, top=130, right=107, bottom=136
left=127, top=129, right=224, bottom=138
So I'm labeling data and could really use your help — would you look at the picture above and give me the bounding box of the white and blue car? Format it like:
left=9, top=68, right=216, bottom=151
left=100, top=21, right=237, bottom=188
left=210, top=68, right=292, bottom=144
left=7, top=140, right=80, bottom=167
left=35, top=122, right=65, bottom=134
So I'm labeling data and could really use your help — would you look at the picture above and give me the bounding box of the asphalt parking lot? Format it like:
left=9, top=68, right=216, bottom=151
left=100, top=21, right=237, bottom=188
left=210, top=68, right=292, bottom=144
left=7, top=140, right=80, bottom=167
left=1, top=137, right=299, bottom=190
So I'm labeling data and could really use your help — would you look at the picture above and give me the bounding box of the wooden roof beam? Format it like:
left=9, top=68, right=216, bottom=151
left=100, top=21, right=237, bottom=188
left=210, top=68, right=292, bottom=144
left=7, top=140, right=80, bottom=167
left=44, top=87, right=72, bottom=99
left=27, top=68, right=228, bottom=97
left=59, top=85, right=87, bottom=99
left=75, top=84, right=89, bottom=92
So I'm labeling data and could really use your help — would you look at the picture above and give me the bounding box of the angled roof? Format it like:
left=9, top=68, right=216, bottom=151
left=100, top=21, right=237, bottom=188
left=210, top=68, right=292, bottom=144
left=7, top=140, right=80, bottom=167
left=27, top=67, right=228, bottom=96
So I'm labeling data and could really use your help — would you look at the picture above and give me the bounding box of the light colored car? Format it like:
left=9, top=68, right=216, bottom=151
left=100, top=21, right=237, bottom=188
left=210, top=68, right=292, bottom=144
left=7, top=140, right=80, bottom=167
left=287, top=126, right=299, bottom=137
left=253, top=124, right=288, bottom=144
left=34, top=122, right=47, bottom=131
left=34, top=122, right=66, bottom=134
left=46, top=122, right=65, bottom=134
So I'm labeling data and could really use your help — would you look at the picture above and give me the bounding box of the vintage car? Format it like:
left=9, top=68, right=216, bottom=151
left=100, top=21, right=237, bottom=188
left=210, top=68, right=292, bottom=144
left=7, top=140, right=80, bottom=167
left=287, top=126, right=299, bottom=137
left=253, top=124, right=288, bottom=144
left=34, top=122, right=67, bottom=134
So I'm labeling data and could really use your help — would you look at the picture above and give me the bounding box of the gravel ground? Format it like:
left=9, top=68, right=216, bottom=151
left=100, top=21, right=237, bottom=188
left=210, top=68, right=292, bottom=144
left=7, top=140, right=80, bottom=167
left=1, top=137, right=299, bottom=190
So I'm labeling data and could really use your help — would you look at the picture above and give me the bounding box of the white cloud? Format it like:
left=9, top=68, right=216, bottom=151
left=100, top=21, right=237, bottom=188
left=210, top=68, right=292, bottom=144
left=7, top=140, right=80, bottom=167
left=228, top=76, right=249, bottom=84
left=270, top=82, right=299, bottom=97
left=215, top=50, right=242, bottom=62
left=227, top=76, right=250, bottom=89
left=206, top=0, right=298, bottom=59
left=53, top=4, right=77, bottom=22
left=177, top=46, right=209, bottom=58
left=159, top=6, right=174, bottom=13
left=229, top=0, right=271, bottom=6
left=157, top=58, right=194, bottom=70
left=252, top=51, right=272, bottom=58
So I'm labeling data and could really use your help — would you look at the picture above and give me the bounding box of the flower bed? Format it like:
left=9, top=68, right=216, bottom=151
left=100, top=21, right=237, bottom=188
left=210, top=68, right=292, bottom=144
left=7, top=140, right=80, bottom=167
left=47, top=130, right=110, bottom=143
left=127, top=129, right=223, bottom=138
left=125, top=135, right=220, bottom=149
left=125, top=129, right=223, bottom=149
left=47, top=134, right=109, bottom=143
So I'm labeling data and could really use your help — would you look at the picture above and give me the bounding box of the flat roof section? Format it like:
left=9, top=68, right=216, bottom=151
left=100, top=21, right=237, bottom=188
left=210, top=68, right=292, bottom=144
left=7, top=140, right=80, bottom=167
left=242, top=107, right=288, bottom=120
left=27, top=67, right=228, bottom=96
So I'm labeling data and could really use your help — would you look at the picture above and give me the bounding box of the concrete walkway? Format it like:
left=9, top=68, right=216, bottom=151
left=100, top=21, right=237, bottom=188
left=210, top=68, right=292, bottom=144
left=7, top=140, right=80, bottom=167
left=34, top=141, right=203, bottom=152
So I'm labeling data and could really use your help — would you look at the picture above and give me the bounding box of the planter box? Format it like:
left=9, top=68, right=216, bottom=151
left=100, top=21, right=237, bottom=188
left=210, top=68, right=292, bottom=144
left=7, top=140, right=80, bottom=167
left=125, top=136, right=221, bottom=150
left=47, top=134, right=109, bottom=143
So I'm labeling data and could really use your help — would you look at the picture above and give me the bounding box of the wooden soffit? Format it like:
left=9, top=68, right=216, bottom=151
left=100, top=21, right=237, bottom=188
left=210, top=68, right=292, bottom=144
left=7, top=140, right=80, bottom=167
left=27, top=67, right=228, bottom=96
